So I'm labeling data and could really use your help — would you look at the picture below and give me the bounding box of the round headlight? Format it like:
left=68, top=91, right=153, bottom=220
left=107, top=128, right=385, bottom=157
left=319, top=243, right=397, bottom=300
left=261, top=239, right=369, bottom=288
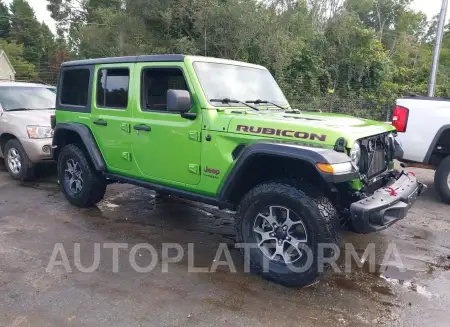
left=350, top=142, right=361, bottom=165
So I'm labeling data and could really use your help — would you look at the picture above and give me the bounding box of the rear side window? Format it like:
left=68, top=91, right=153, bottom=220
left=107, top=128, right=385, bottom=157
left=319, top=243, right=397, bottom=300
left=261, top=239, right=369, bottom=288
left=96, top=68, right=130, bottom=109
left=61, top=69, right=90, bottom=106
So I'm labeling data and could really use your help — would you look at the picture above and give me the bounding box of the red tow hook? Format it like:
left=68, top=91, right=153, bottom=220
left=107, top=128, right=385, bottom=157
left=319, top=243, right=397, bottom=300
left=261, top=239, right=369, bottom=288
left=408, top=172, right=416, bottom=177
left=385, top=186, right=397, bottom=196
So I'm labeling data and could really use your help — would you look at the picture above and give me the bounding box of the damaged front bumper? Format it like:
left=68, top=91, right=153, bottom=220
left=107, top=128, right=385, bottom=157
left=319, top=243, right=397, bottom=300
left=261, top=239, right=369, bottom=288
left=350, top=172, right=426, bottom=233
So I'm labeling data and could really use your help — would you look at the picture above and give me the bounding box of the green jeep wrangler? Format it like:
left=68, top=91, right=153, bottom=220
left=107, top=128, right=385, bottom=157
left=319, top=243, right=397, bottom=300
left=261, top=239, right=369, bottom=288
left=52, top=55, right=425, bottom=286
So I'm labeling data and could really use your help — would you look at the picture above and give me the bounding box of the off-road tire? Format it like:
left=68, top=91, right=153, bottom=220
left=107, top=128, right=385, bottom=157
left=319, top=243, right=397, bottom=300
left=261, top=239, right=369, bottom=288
left=58, top=143, right=106, bottom=208
left=4, top=139, right=36, bottom=181
left=435, top=156, right=450, bottom=204
left=235, top=181, right=339, bottom=287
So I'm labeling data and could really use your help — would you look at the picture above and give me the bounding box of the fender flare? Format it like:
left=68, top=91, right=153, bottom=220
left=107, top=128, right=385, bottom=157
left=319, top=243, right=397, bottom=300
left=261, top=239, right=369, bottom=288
left=218, top=142, right=358, bottom=202
left=52, top=122, right=106, bottom=171
left=423, top=124, right=450, bottom=164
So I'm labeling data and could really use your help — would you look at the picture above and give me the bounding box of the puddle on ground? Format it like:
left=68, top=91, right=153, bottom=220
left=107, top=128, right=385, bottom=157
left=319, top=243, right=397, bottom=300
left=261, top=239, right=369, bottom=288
left=59, top=182, right=450, bottom=315
left=376, top=264, right=446, bottom=299
left=379, top=275, right=436, bottom=299
left=371, top=285, right=394, bottom=296
left=329, top=276, right=362, bottom=291
left=382, top=265, right=417, bottom=281
left=97, top=200, right=120, bottom=210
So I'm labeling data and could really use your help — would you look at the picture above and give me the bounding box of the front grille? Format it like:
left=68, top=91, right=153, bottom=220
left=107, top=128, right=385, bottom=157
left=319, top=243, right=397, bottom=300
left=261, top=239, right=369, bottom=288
left=359, top=134, right=390, bottom=179
left=367, top=149, right=387, bottom=177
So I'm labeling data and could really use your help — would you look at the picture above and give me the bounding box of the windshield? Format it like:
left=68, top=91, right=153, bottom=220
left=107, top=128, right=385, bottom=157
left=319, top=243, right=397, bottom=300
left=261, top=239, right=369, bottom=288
left=0, top=86, right=56, bottom=111
left=193, top=62, right=289, bottom=108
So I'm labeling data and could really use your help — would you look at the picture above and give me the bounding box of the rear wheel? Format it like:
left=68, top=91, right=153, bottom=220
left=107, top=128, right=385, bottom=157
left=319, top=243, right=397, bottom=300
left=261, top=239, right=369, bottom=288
left=435, top=156, right=450, bottom=204
left=58, top=144, right=106, bottom=207
left=235, top=181, right=339, bottom=286
left=4, top=139, right=35, bottom=181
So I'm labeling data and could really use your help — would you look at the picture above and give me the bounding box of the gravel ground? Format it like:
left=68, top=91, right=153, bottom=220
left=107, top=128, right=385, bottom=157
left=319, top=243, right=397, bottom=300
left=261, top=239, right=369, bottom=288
left=0, top=162, right=449, bottom=327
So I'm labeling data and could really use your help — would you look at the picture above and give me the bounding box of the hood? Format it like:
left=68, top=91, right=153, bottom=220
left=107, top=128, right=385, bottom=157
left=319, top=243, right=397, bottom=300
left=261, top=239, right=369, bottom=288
left=5, top=109, right=55, bottom=126
left=223, top=110, right=395, bottom=147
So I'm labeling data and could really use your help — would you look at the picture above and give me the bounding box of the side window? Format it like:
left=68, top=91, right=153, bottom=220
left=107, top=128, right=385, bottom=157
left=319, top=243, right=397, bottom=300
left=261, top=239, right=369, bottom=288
left=61, top=69, right=90, bottom=106
left=96, top=68, right=130, bottom=109
left=141, top=68, right=188, bottom=111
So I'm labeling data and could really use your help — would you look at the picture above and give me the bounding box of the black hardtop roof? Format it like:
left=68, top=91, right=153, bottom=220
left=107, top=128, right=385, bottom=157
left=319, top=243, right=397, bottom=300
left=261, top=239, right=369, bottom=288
left=61, top=54, right=185, bottom=67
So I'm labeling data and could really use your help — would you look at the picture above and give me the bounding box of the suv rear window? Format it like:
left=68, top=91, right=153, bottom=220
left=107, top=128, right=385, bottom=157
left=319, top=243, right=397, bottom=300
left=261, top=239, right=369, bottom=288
left=96, top=68, right=130, bottom=109
left=61, top=69, right=90, bottom=106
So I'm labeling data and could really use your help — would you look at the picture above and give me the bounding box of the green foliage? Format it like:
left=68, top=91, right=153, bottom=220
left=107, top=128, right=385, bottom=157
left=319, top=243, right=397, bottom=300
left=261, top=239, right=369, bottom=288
left=10, top=0, right=44, bottom=66
left=0, top=0, right=69, bottom=84
left=0, top=38, right=37, bottom=80
left=0, top=0, right=10, bottom=39
left=3, top=0, right=447, bottom=120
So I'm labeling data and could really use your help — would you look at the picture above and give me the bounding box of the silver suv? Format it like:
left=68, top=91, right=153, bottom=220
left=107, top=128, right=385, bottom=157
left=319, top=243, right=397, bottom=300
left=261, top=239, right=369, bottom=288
left=0, top=82, right=55, bottom=180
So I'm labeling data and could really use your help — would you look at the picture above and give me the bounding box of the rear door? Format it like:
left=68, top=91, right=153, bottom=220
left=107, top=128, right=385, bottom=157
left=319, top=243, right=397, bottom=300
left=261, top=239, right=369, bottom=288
left=90, top=64, right=134, bottom=173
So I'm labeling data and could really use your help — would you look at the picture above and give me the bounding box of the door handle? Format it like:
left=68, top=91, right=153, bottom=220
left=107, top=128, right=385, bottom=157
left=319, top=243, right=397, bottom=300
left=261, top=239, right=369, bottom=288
left=134, top=124, right=151, bottom=132
left=93, top=119, right=107, bottom=126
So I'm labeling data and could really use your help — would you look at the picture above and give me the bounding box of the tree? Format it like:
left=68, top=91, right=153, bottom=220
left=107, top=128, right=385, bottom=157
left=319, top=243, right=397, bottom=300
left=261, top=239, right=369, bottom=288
left=0, top=0, right=10, bottom=39
left=9, top=0, right=44, bottom=67
left=0, top=38, right=37, bottom=80
left=39, top=22, right=58, bottom=83
left=41, top=0, right=450, bottom=118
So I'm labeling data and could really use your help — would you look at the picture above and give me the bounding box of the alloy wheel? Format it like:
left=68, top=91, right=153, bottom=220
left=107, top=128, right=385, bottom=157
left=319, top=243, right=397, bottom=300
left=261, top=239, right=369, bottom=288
left=253, top=205, right=308, bottom=264
left=7, top=148, right=22, bottom=175
left=64, top=159, right=83, bottom=195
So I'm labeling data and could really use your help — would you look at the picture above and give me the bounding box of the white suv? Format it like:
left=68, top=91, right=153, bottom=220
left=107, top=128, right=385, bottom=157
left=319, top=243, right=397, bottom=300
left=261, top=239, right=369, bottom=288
left=0, top=82, right=55, bottom=180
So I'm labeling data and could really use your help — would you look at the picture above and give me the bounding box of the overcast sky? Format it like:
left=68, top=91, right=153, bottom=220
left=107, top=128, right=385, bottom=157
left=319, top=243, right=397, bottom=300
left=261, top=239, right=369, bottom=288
left=4, top=0, right=450, bottom=35
left=412, top=0, right=448, bottom=20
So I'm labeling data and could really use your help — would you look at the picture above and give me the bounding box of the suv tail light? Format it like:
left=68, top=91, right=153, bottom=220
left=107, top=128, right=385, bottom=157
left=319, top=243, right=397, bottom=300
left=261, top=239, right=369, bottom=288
left=392, top=105, right=409, bottom=132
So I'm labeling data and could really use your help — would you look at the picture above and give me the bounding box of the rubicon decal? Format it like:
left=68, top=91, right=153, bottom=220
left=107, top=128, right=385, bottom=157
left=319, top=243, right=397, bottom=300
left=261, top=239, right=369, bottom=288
left=236, top=125, right=327, bottom=142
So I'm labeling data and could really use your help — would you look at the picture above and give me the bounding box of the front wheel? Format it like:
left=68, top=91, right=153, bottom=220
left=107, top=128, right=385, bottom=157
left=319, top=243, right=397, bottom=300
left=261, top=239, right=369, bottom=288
left=435, top=156, right=450, bottom=204
left=58, top=144, right=106, bottom=208
left=235, top=181, right=339, bottom=286
left=4, top=139, right=35, bottom=181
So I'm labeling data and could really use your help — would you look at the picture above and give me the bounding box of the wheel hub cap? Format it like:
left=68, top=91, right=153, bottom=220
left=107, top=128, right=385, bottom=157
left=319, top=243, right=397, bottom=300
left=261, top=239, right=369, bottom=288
left=7, top=148, right=21, bottom=175
left=253, top=205, right=308, bottom=264
left=274, top=227, right=288, bottom=240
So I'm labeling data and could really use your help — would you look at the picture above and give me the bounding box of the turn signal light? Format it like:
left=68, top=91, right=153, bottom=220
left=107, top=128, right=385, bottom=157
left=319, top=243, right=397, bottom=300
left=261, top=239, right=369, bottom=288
left=316, top=163, right=334, bottom=174
left=316, top=162, right=356, bottom=175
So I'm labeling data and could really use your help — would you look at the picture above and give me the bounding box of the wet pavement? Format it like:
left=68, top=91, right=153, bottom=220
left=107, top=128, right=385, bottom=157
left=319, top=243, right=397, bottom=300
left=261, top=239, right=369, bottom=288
left=0, top=162, right=449, bottom=327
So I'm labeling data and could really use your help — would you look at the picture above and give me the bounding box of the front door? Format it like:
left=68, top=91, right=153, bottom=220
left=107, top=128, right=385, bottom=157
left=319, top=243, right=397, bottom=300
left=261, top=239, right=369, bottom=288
left=131, top=63, right=203, bottom=186
left=91, top=64, right=134, bottom=173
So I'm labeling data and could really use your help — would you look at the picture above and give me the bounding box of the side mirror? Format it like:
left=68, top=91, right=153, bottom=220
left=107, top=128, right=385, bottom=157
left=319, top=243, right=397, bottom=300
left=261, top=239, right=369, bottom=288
left=167, top=89, right=192, bottom=113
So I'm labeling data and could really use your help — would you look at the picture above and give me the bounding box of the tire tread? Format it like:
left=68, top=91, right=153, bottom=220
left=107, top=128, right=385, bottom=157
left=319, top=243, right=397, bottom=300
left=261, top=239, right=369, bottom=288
left=58, top=143, right=106, bottom=207
left=235, top=180, right=339, bottom=286
left=435, top=156, right=450, bottom=204
left=4, top=139, right=35, bottom=181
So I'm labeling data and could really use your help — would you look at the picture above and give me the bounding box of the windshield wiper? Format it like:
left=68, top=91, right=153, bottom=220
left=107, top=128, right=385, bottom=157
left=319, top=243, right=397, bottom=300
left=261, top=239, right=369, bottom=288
left=246, top=99, right=286, bottom=110
left=210, top=98, right=259, bottom=111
